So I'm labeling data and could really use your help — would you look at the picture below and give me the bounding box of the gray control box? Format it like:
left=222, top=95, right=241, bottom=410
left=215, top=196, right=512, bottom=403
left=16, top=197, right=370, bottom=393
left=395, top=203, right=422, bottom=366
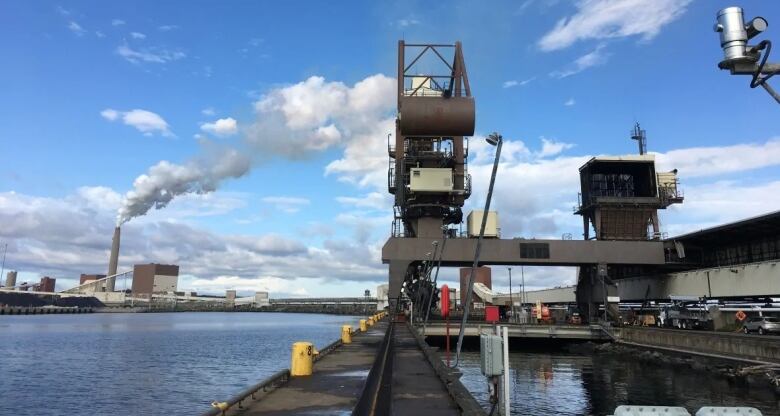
left=479, top=333, right=504, bottom=376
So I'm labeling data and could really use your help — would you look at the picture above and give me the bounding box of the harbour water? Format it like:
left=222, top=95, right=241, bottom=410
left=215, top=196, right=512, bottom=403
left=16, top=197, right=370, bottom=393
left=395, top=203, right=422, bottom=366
left=2, top=313, right=778, bottom=415
left=0, top=312, right=361, bottom=416
left=458, top=350, right=780, bottom=415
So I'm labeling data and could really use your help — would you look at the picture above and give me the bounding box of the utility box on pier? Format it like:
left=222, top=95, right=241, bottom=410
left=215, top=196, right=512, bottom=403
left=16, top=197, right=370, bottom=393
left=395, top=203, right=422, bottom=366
left=479, top=333, right=504, bottom=377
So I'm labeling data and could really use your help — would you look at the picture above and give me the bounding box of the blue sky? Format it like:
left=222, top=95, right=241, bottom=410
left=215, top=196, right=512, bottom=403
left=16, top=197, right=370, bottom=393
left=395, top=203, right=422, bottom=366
left=2, top=0, right=780, bottom=296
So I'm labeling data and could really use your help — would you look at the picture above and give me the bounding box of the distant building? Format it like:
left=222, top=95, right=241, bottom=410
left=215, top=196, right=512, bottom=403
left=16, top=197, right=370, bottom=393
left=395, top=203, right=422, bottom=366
left=39, top=276, right=56, bottom=292
left=131, top=264, right=179, bottom=295
left=254, top=291, right=270, bottom=307
left=80, top=274, right=105, bottom=285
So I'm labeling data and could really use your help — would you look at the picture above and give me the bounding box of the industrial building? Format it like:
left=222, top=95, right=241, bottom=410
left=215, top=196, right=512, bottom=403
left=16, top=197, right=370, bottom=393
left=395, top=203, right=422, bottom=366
left=616, top=210, right=780, bottom=300
left=131, top=263, right=179, bottom=295
left=38, top=276, right=56, bottom=292
left=459, top=266, right=491, bottom=307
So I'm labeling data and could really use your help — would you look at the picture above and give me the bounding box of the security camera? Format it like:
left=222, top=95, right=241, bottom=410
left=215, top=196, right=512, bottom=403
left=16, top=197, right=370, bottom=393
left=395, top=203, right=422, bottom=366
left=714, top=7, right=767, bottom=65
left=714, top=6, right=779, bottom=104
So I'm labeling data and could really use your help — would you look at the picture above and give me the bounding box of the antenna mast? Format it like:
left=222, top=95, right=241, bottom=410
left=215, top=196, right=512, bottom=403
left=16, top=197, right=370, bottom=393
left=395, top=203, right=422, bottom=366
left=631, top=122, right=647, bottom=155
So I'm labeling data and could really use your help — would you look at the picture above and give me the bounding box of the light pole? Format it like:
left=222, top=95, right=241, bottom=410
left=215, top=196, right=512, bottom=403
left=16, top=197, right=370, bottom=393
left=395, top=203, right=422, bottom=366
left=453, top=132, right=503, bottom=367
left=0, top=242, right=6, bottom=286
left=508, top=267, right=514, bottom=323
left=521, top=266, right=526, bottom=313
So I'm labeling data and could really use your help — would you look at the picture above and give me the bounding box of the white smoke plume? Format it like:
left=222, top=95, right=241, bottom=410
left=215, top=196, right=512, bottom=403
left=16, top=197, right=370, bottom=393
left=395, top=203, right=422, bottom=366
left=117, top=74, right=395, bottom=224
left=117, top=148, right=250, bottom=224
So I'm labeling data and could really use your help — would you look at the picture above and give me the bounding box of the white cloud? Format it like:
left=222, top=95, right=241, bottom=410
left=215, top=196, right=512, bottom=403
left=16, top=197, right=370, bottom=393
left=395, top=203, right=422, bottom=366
left=396, top=17, right=420, bottom=27
left=336, top=192, right=390, bottom=210
left=101, top=108, right=173, bottom=137
left=261, top=196, right=310, bottom=213
left=655, top=138, right=780, bottom=178
left=201, top=117, right=238, bottom=137
left=158, top=25, right=179, bottom=31
left=116, top=45, right=186, bottom=64
left=564, top=98, right=576, bottom=106
left=538, top=138, right=574, bottom=157
left=68, top=21, right=86, bottom=36
left=130, top=32, right=146, bottom=40
left=246, top=74, right=395, bottom=162
left=112, top=19, right=126, bottom=26
left=503, top=77, right=535, bottom=88
left=100, top=109, right=119, bottom=121
left=550, top=44, right=609, bottom=78
left=538, top=0, right=692, bottom=51
left=95, top=31, right=106, bottom=38
left=201, top=108, right=216, bottom=116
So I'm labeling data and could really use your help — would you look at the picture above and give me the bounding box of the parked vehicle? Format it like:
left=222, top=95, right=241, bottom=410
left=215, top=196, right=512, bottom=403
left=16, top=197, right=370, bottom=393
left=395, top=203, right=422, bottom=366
left=742, top=316, right=780, bottom=335
left=658, top=301, right=712, bottom=330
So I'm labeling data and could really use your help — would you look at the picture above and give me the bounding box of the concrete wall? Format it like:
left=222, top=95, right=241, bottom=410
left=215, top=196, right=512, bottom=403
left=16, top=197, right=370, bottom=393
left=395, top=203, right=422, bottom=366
left=616, top=260, right=780, bottom=300
left=152, top=274, right=177, bottom=292
left=618, top=327, right=780, bottom=364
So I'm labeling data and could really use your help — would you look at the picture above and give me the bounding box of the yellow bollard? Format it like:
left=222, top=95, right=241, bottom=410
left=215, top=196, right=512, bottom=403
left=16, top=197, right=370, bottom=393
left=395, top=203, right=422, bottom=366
left=341, top=325, right=352, bottom=344
left=367, top=317, right=374, bottom=326
left=359, top=319, right=367, bottom=332
left=291, top=342, right=318, bottom=376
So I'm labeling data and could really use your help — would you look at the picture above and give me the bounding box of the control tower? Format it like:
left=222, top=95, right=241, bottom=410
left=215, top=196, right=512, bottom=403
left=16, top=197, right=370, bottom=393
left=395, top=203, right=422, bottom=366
left=575, top=126, right=683, bottom=241
left=573, top=125, right=683, bottom=320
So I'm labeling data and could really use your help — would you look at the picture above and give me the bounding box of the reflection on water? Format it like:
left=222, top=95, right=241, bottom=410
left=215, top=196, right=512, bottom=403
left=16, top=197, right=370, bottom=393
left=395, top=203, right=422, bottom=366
left=458, top=351, right=780, bottom=416
left=0, top=312, right=361, bottom=416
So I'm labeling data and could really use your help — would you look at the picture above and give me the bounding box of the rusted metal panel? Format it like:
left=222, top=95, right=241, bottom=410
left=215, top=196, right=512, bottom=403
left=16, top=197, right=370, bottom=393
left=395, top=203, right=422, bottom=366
left=398, top=96, right=475, bottom=137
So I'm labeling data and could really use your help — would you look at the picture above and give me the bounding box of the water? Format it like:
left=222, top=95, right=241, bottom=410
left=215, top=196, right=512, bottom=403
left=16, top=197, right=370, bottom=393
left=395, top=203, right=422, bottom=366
left=3, top=314, right=778, bottom=416
left=458, top=351, right=780, bottom=415
left=0, top=312, right=361, bottom=416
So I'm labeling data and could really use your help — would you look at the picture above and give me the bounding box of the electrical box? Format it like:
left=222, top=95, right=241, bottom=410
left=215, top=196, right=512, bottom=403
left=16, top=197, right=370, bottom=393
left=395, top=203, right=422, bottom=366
left=409, top=168, right=453, bottom=192
left=479, top=333, right=504, bottom=377
left=467, top=210, right=499, bottom=238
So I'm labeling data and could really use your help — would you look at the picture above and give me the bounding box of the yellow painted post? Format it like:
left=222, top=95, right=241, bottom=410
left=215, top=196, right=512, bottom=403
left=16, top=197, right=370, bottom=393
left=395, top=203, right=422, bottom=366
left=341, top=325, right=352, bottom=344
left=359, top=319, right=367, bottom=331
left=291, top=342, right=317, bottom=376
left=367, top=317, right=374, bottom=326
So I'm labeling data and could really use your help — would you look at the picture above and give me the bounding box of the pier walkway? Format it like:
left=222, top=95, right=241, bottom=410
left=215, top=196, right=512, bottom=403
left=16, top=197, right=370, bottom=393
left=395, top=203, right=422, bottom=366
left=235, top=321, right=387, bottom=415
left=205, top=317, right=482, bottom=416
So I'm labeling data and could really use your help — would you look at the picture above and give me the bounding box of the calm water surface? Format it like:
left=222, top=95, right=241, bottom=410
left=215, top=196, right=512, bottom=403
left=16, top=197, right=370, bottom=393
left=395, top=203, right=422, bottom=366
left=458, top=351, right=780, bottom=415
left=0, top=312, right=361, bottom=416
left=3, top=313, right=779, bottom=415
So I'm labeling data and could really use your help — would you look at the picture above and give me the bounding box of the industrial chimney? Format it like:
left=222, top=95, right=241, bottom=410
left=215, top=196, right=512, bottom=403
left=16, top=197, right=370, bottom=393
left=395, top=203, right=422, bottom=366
left=106, top=226, right=121, bottom=292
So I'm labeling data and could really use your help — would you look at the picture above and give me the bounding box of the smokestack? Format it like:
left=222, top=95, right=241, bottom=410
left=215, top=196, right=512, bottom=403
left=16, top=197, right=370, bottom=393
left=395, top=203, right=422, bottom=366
left=5, top=270, right=17, bottom=288
left=106, top=226, right=121, bottom=292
